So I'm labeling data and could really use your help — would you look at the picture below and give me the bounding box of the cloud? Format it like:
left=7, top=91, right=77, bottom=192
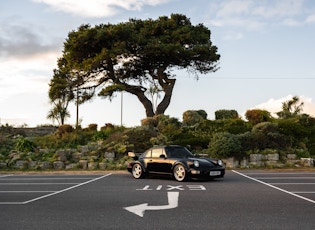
left=252, top=0, right=304, bottom=18
left=251, top=95, right=315, bottom=118
left=32, top=0, right=170, bottom=18
left=0, top=21, right=62, bottom=60
left=222, top=31, right=244, bottom=40
left=306, top=14, right=315, bottom=24
left=0, top=51, right=59, bottom=102
left=281, top=18, right=301, bottom=26
left=208, top=0, right=310, bottom=31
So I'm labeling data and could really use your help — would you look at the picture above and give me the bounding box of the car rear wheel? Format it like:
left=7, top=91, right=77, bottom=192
left=132, top=163, right=143, bottom=179
left=173, top=164, right=186, bottom=182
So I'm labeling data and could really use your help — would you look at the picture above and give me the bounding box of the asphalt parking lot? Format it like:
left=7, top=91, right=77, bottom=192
left=233, top=170, right=315, bottom=204
left=0, top=170, right=315, bottom=229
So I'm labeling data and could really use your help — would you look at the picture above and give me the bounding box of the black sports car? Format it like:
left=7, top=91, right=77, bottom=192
left=127, top=145, right=225, bottom=182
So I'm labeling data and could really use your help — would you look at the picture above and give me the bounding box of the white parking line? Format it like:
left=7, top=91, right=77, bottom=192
left=244, top=172, right=315, bottom=175
left=0, top=173, right=112, bottom=205
left=0, top=191, right=56, bottom=193
left=292, top=191, right=315, bottom=194
left=0, top=175, right=13, bottom=178
left=233, top=170, right=315, bottom=204
left=256, top=177, right=315, bottom=180
left=0, top=177, right=97, bottom=180
left=271, top=183, right=315, bottom=185
left=0, top=183, right=78, bottom=185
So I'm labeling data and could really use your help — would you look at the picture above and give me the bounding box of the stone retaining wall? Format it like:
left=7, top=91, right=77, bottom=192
left=1, top=148, right=314, bottom=170
left=0, top=143, right=117, bottom=170
left=224, top=153, right=314, bottom=168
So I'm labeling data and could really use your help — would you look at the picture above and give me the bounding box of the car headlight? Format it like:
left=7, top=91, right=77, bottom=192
left=217, top=160, right=223, bottom=166
left=193, top=160, right=199, bottom=167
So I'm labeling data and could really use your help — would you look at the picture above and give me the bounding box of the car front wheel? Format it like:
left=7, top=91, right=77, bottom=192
left=173, top=164, right=186, bottom=182
left=132, top=163, right=143, bottom=179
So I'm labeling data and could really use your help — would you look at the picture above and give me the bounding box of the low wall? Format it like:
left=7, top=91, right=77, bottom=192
left=0, top=142, right=118, bottom=170
left=224, top=154, right=314, bottom=168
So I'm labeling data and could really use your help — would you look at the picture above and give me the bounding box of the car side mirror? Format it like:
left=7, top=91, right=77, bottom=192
left=159, top=154, right=166, bottom=159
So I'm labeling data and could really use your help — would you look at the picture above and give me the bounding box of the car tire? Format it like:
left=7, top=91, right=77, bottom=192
left=132, top=163, right=144, bottom=179
left=173, top=164, right=186, bottom=182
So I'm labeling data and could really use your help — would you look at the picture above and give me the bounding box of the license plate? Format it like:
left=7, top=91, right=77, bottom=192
left=210, top=171, right=221, bottom=176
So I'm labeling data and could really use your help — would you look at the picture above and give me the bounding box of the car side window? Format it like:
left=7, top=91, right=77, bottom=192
left=151, top=148, right=164, bottom=158
left=143, top=150, right=151, bottom=158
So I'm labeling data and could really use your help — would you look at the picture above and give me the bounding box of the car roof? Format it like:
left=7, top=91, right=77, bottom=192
left=151, top=145, right=183, bottom=148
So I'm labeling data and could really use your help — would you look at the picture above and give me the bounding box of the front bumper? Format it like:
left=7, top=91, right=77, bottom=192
left=189, top=168, right=225, bottom=179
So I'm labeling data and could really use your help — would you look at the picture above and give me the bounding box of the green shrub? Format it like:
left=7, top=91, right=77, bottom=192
left=208, top=132, right=242, bottom=160
left=15, top=137, right=37, bottom=153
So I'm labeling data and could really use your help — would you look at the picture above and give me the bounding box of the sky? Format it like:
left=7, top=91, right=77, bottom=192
left=1, top=0, right=315, bottom=128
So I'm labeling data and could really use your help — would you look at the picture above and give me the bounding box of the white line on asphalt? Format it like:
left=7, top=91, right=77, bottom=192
left=0, top=177, right=97, bottom=180
left=0, top=202, right=24, bottom=205
left=232, top=170, right=315, bottom=204
left=0, top=191, right=57, bottom=193
left=0, top=174, right=112, bottom=205
left=292, top=191, right=315, bottom=194
left=256, top=177, right=315, bottom=180
left=0, top=183, right=78, bottom=185
left=0, top=175, right=13, bottom=178
left=23, top=174, right=112, bottom=204
left=270, top=183, right=315, bottom=185
left=245, top=173, right=315, bottom=175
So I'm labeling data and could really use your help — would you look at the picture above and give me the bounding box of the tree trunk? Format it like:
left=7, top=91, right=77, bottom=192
left=124, top=85, right=155, bottom=117
left=122, top=68, right=176, bottom=118
left=155, top=68, right=176, bottom=115
left=155, top=79, right=176, bottom=115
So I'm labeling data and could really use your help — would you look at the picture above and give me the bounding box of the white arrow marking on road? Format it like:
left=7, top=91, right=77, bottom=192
left=124, top=192, right=179, bottom=217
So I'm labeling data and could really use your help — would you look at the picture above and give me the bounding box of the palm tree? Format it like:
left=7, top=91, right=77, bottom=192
left=47, top=100, right=70, bottom=125
left=277, top=96, right=304, bottom=119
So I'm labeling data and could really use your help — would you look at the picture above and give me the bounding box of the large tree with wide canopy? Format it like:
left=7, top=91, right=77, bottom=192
left=50, top=14, right=220, bottom=119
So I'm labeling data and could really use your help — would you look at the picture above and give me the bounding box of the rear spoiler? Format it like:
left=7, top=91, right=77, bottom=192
left=128, top=152, right=142, bottom=160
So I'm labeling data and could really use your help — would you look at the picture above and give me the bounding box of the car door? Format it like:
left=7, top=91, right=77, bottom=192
left=147, top=148, right=171, bottom=174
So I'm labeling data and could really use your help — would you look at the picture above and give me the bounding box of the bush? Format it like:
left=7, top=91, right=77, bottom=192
left=208, top=132, right=242, bottom=159
left=15, top=137, right=37, bottom=153
left=56, top=124, right=74, bottom=136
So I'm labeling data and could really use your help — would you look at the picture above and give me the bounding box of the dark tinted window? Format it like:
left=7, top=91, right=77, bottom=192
left=165, top=146, right=193, bottom=158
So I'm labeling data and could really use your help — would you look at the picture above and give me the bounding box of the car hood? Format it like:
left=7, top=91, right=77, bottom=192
left=188, top=157, right=213, bottom=165
left=188, top=157, right=222, bottom=167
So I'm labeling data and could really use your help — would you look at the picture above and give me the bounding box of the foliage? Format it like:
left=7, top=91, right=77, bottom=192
left=172, top=127, right=209, bottom=151
left=215, top=109, right=239, bottom=120
left=3, top=102, right=315, bottom=170
left=125, top=126, right=158, bottom=152
left=156, top=115, right=182, bottom=142
left=35, top=129, right=89, bottom=149
left=182, top=110, right=206, bottom=126
left=277, top=118, right=310, bottom=148
left=251, top=122, right=288, bottom=150
left=85, top=123, right=98, bottom=131
left=207, top=132, right=242, bottom=160
left=47, top=59, right=75, bottom=125
left=15, top=137, right=37, bottom=153
left=221, top=118, right=252, bottom=135
left=101, top=131, right=130, bottom=155
left=0, top=133, right=15, bottom=156
left=277, top=96, right=304, bottom=119
left=293, top=149, right=310, bottom=158
left=141, top=117, right=159, bottom=127
left=47, top=100, right=71, bottom=125
left=54, top=14, right=220, bottom=119
left=245, top=109, right=273, bottom=125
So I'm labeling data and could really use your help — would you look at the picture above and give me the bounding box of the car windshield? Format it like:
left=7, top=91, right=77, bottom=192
left=165, top=146, right=194, bottom=158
